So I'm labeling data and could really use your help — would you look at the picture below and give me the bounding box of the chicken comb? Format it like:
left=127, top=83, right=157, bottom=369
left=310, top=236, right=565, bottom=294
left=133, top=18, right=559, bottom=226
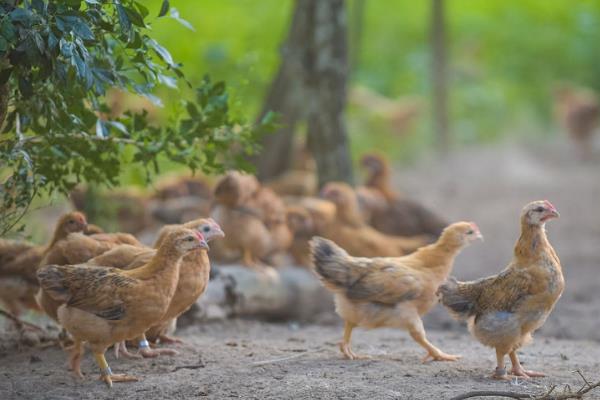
left=469, top=222, right=480, bottom=232
left=543, top=200, right=557, bottom=211
left=194, top=231, right=205, bottom=241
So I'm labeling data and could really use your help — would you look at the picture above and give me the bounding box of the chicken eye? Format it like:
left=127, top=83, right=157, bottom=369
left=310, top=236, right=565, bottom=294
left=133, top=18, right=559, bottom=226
left=203, top=226, right=211, bottom=232
left=186, top=236, right=194, bottom=242
left=534, top=207, right=545, bottom=212
left=69, top=220, right=75, bottom=224
left=466, top=230, right=474, bottom=235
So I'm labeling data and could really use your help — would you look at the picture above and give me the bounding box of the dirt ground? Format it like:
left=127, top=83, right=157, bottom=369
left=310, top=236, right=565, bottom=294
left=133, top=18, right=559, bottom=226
left=1, top=321, right=600, bottom=399
left=1, top=139, right=600, bottom=399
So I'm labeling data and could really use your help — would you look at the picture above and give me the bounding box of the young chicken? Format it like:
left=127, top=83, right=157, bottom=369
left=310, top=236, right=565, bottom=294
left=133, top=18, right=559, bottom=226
left=0, top=212, right=88, bottom=320
left=210, top=171, right=289, bottom=268
left=89, top=218, right=224, bottom=357
left=37, top=228, right=208, bottom=387
left=437, top=200, right=563, bottom=380
left=37, top=228, right=143, bottom=322
left=320, top=182, right=431, bottom=257
left=310, top=222, right=482, bottom=361
left=359, top=153, right=447, bottom=237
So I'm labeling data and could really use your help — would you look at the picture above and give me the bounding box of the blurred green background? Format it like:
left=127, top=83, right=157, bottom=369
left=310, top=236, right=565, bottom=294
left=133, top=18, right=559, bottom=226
left=142, top=0, right=600, bottom=167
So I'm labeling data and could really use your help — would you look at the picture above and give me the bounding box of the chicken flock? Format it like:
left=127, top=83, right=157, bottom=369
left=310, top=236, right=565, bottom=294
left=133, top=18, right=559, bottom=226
left=0, top=151, right=565, bottom=387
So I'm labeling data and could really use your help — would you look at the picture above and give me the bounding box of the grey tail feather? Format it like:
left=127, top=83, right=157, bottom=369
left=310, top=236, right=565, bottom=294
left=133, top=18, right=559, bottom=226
left=309, top=236, right=351, bottom=289
left=436, top=277, right=475, bottom=320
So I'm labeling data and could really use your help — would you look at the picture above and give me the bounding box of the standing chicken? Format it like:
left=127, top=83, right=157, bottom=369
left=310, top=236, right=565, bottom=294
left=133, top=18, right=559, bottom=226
left=37, top=228, right=208, bottom=387
left=89, top=218, right=224, bottom=357
left=310, top=222, right=482, bottom=361
left=437, top=201, right=563, bottom=380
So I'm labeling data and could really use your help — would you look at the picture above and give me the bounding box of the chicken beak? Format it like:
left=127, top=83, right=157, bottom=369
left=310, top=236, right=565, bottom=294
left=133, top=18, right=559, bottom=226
left=199, top=239, right=210, bottom=250
left=475, top=231, right=484, bottom=242
left=212, top=225, right=225, bottom=239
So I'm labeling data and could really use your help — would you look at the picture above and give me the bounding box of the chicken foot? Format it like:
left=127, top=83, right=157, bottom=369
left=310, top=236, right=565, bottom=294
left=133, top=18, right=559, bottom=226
left=509, top=351, right=545, bottom=378
left=339, top=322, right=371, bottom=360
left=94, top=352, right=139, bottom=388
left=408, top=319, right=460, bottom=363
left=69, top=339, right=85, bottom=379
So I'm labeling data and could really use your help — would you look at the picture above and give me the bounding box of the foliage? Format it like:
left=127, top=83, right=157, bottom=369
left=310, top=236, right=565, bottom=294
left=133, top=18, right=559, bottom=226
left=0, top=0, right=276, bottom=235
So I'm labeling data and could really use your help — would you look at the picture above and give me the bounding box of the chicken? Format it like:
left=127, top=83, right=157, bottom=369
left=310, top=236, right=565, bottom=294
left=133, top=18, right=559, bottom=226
left=0, top=212, right=88, bottom=320
left=554, top=84, right=599, bottom=158
left=37, top=228, right=208, bottom=387
left=320, top=182, right=431, bottom=257
left=210, top=171, right=291, bottom=268
left=88, top=218, right=224, bottom=356
left=310, top=222, right=482, bottom=361
left=37, top=229, right=143, bottom=322
left=437, top=200, right=563, bottom=380
left=359, top=153, right=447, bottom=237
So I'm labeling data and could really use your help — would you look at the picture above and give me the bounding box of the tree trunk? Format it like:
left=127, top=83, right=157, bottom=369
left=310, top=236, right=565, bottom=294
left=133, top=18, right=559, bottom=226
left=431, top=0, right=449, bottom=153
left=256, top=0, right=353, bottom=186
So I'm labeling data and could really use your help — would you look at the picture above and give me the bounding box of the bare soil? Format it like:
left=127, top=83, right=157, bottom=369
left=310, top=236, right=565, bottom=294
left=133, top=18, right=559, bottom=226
left=2, top=140, right=600, bottom=399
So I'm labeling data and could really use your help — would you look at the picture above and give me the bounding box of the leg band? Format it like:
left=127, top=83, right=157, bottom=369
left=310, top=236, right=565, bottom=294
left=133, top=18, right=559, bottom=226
left=138, top=339, right=150, bottom=349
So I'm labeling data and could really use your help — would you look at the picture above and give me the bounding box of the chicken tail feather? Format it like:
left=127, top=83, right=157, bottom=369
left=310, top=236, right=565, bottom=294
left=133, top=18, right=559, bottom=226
left=309, top=236, right=353, bottom=290
left=436, top=277, right=476, bottom=320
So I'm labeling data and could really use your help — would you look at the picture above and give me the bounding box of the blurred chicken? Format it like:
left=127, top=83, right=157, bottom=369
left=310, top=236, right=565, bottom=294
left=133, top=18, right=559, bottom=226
left=37, top=228, right=208, bottom=387
left=0, top=212, right=88, bottom=331
left=265, top=142, right=318, bottom=197
left=554, top=84, right=599, bottom=158
left=210, top=171, right=291, bottom=268
left=88, top=218, right=224, bottom=356
left=350, top=85, right=421, bottom=136
left=359, top=153, right=447, bottom=237
left=320, top=182, right=431, bottom=257
left=437, top=201, right=563, bottom=379
left=311, top=222, right=482, bottom=361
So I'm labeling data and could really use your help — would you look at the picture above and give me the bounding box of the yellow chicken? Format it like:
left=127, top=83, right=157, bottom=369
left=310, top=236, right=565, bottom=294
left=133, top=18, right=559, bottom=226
left=310, top=222, right=482, bottom=361
left=437, top=200, right=563, bottom=379
left=37, top=228, right=208, bottom=387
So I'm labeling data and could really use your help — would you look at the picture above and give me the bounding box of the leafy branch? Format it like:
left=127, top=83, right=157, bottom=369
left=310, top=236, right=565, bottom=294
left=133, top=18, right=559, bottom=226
left=0, top=0, right=277, bottom=235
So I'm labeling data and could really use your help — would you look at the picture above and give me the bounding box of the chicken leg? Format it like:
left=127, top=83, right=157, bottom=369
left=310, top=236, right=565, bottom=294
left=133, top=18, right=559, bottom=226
left=407, top=318, right=460, bottom=362
left=94, top=352, right=139, bottom=388
left=509, top=351, right=545, bottom=378
left=492, top=348, right=511, bottom=380
left=339, top=322, right=371, bottom=360
left=69, top=339, right=84, bottom=379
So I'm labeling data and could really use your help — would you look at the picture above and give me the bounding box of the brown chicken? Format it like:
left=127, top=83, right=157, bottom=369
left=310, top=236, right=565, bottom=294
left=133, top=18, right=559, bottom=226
left=37, top=229, right=143, bottom=322
left=37, top=228, right=208, bottom=387
left=88, top=218, right=224, bottom=357
left=320, top=182, right=431, bottom=257
left=0, top=212, right=88, bottom=320
left=310, top=222, right=482, bottom=361
left=359, top=153, right=447, bottom=237
left=210, top=171, right=291, bottom=268
left=554, top=84, right=599, bottom=158
left=437, top=200, right=563, bottom=379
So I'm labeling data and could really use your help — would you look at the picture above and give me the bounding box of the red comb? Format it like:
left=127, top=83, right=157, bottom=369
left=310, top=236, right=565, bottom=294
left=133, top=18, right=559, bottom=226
left=195, top=231, right=205, bottom=241
left=470, top=222, right=479, bottom=231
left=543, top=200, right=556, bottom=211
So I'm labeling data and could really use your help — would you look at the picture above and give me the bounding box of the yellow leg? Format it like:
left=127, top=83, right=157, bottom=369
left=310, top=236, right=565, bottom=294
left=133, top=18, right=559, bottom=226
left=338, top=321, right=370, bottom=360
left=408, top=318, right=461, bottom=363
left=94, top=352, right=139, bottom=388
left=509, top=351, right=545, bottom=378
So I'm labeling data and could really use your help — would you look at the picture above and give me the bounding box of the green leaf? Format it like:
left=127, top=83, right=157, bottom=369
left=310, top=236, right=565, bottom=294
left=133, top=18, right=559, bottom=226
left=147, top=38, right=174, bottom=66
left=124, top=7, right=145, bottom=28
left=158, top=0, right=170, bottom=17
left=169, top=8, right=195, bottom=31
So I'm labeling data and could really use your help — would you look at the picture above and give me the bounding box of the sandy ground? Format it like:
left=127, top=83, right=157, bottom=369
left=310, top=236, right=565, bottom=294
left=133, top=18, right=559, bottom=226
left=1, top=320, right=600, bottom=400
left=2, top=139, right=600, bottom=399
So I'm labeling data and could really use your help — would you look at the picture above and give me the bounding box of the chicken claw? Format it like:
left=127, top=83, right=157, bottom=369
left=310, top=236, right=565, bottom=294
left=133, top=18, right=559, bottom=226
left=339, top=342, right=371, bottom=360
left=492, top=367, right=513, bottom=381
left=422, top=351, right=461, bottom=363
left=158, top=334, right=184, bottom=345
left=511, top=367, right=545, bottom=378
left=100, top=373, right=139, bottom=388
left=139, top=346, right=179, bottom=358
